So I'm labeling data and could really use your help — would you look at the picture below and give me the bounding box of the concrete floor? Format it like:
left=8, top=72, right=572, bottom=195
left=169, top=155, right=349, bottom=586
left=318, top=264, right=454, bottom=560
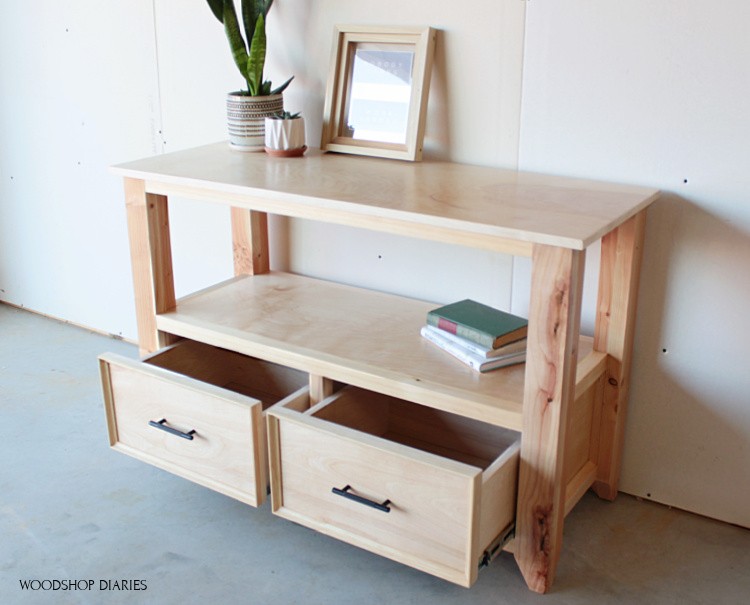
left=1, top=303, right=748, bottom=605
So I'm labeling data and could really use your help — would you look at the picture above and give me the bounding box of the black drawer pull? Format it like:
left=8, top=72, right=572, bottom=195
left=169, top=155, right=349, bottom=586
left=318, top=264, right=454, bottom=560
left=332, top=485, right=391, bottom=513
left=148, top=418, right=196, bottom=440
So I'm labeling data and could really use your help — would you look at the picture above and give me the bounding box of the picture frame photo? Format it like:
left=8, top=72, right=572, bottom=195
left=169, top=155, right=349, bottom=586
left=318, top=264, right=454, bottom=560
left=320, top=25, right=437, bottom=162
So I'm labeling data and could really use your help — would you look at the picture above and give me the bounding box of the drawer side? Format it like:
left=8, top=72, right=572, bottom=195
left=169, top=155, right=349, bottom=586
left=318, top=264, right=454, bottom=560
left=478, top=441, right=519, bottom=560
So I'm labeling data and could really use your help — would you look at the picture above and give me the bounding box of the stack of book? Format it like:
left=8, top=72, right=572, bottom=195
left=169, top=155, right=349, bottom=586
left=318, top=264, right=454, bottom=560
left=421, top=299, right=528, bottom=372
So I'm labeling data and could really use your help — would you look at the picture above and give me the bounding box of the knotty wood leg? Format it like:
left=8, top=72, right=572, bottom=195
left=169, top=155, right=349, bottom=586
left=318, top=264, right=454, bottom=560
left=515, top=244, right=585, bottom=594
left=592, top=210, right=647, bottom=500
left=231, top=208, right=270, bottom=275
left=124, top=178, right=176, bottom=354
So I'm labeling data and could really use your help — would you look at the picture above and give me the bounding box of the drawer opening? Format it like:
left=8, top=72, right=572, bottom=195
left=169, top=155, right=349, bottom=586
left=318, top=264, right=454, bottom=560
left=311, top=388, right=519, bottom=470
left=145, top=340, right=308, bottom=409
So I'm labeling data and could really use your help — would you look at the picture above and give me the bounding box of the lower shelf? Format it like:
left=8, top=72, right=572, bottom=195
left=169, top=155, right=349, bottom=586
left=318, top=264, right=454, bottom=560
left=156, top=272, right=602, bottom=431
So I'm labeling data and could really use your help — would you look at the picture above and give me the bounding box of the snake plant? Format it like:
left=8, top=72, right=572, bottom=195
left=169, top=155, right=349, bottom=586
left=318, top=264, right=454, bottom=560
left=206, top=0, right=293, bottom=96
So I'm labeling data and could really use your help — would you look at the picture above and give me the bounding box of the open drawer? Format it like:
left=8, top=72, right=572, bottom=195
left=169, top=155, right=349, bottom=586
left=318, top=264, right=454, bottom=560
left=99, top=340, right=308, bottom=507
left=267, top=387, right=520, bottom=587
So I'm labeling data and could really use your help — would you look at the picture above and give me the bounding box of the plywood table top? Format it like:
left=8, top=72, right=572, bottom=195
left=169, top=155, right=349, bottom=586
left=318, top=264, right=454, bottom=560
left=113, top=143, right=658, bottom=251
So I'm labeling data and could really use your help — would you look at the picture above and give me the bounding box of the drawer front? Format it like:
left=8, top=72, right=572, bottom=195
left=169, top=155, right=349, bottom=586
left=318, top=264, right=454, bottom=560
left=269, top=410, right=483, bottom=587
left=100, top=353, right=265, bottom=506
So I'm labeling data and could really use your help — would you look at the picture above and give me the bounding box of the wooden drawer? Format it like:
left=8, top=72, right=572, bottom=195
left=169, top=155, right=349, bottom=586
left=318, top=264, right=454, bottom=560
left=99, top=340, right=308, bottom=507
left=267, top=387, right=520, bottom=587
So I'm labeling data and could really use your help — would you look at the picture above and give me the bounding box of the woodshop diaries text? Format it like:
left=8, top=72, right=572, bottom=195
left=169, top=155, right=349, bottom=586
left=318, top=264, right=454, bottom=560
left=19, top=579, right=147, bottom=591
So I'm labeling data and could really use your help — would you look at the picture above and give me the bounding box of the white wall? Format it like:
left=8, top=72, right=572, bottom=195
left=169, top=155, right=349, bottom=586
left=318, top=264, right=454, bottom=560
left=518, top=0, right=750, bottom=527
left=0, top=1, right=162, bottom=339
left=270, top=0, right=526, bottom=308
left=1, top=1, right=748, bottom=528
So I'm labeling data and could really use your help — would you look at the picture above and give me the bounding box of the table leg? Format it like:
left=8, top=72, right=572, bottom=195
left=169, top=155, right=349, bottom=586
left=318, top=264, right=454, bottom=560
left=231, top=208, right=270, bottom=275
left=309, top=376, right=335, bottom=405
left=593, top=210, right=647, bottom=500
left=124, top=178, right=176, bottom=354
left=515, top=244, right=585, bottom=593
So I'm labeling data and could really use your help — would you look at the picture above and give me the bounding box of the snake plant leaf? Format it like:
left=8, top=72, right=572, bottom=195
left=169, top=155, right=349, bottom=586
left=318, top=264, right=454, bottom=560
left=246, top=14, right=267, bottom=96
left=205, top=0, right=224, bottom=23
left=270, top=76, right=294, bottom=96
left=223, top=0, right=250, bottom=88
left=243, top=0, right=273, bottom=52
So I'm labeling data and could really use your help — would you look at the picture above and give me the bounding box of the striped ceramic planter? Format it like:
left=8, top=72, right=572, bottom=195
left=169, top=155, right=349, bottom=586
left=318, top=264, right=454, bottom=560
left=226, top=93, right=284, bottom=151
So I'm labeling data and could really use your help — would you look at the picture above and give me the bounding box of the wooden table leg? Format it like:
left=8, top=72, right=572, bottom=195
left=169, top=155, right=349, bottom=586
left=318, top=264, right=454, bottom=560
left=231, top=208, right=270, bottom=275
left=229, top=207, right=334, bottom=406
left=593, top=210, right=647, bottom=500
left=124, top=178, right=176, bottom=355
left=515, top=244, right=585, bottom=594
left=309, top=376, right=335, bottom=405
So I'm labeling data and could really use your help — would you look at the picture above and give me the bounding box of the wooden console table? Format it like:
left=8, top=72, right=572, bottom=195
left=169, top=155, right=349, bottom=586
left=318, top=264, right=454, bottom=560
left=103, top=142, right=657, bottom=593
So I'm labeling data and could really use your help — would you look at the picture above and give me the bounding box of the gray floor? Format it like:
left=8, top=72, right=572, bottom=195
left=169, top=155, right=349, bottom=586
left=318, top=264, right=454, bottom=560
left=1, top=303, right=748, bottom=605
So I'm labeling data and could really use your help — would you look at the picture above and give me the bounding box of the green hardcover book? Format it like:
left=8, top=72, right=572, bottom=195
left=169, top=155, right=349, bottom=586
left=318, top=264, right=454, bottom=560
left=426, top=299, right=528, bottom=350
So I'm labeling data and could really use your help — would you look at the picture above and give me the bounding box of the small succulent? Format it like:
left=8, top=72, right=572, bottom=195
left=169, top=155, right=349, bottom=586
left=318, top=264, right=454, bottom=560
left=271, top=111, right=301, bottom=120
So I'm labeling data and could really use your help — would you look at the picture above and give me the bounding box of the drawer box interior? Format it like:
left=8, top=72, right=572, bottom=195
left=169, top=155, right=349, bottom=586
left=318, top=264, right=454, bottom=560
left=269, top=387, right=520, bottom=586
left=144, top=340, right=308, bottom=408
left=310, top=388, right=517, bottom=472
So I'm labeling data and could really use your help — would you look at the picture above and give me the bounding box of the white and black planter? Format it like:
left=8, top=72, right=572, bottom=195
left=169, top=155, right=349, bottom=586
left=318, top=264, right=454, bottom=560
left=226, top=92, right=284, bottom=151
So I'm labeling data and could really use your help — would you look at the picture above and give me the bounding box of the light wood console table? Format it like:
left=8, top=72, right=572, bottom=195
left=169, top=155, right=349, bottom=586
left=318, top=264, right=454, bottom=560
left=103, top=142, right=657, bottom=593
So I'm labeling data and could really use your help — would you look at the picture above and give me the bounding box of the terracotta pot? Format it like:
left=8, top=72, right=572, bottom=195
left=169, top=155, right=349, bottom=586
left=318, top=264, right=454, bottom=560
left=226, top=92, right=284, bottom=151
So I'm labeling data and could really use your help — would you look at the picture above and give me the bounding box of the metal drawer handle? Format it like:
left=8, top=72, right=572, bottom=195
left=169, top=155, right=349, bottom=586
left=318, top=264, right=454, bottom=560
left=148, top=418, right=196, bottom=440
left=332, top=485, right=391, bottom=513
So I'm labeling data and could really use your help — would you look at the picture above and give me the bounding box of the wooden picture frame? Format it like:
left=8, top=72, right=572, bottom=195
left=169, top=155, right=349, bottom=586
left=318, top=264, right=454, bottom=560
left=321, top=25, right=437, bottom=162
